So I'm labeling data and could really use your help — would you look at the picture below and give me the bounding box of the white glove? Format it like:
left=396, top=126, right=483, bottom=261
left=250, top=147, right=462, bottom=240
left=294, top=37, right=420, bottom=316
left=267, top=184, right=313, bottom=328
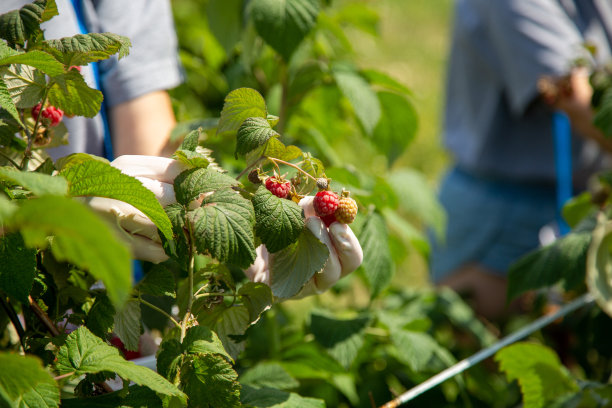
left=244, top=196, right=363, bottom=298
left=86, top=155, right=187, bottom=263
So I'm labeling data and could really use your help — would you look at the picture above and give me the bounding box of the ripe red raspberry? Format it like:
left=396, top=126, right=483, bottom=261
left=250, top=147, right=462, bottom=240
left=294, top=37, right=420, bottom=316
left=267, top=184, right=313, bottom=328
left=265, top=176, right=291, bottom=198
left=313, top=190, right=339, bottom=217
left=31, top=103, right=64, bottom=127
left=320, top=213, right=337, bottom=227
left=335, top=195, right=358, bottom=224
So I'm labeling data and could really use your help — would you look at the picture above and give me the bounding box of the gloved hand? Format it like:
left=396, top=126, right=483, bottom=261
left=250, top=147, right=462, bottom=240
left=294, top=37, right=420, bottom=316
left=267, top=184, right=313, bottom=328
left=244, top=195, right=363, bottom=299
left=86, top=155, right=187, bottom=263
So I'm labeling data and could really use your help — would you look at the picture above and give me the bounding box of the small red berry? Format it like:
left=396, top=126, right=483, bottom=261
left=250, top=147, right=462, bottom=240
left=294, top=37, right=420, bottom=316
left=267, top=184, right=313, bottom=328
left=69, top=65, right=82, bottom=72
left=335, top=195, right=358, bottom=224
left=31, top=103, right=64, bottom=127
left=321, top=213, right=337, bottom=227
left=265, top=176, right=291, bottom=198
left=313, top=190, right=339, bottom=217
left=31, top=103, right=42, bottom=119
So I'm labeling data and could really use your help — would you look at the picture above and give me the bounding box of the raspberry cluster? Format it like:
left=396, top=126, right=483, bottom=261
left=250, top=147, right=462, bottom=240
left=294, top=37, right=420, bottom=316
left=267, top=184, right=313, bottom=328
left=31, top=103, right=64, bottom=127
left=265, top=176, right=291, bottom=199
left=314, top=189, right=358, bottom=225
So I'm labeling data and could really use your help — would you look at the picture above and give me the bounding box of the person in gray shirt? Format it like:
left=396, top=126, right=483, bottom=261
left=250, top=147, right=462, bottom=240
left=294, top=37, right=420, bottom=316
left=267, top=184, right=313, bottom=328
left=1, top=0, right=183, bottom=159
left=430, top=0, right=612, bottom=319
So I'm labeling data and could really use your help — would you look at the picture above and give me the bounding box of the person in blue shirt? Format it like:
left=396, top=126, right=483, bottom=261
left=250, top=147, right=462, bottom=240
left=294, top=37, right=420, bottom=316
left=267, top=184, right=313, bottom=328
left=430, top=0, right=612, bottom=319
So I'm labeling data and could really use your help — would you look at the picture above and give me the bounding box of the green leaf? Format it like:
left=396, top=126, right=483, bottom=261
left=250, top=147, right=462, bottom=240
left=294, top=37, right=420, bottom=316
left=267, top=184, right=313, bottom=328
left=0, top=353, right=58, bottom=408
left=240, top=385, right=325, bottom=408
left=179, top=128, right=201, bottom=151
left=310, top=311, right=370, bottom=369
left=359, top=212, right=394, bottom=298
left=85, top=292, right=116, bottom=339
left=190, top=189, right=256, bottom=268
left=263, top=138, right=302, bottom=162
left=0, top=78, right=23, bottom=126
left=239, top=363, right=299, bottom=390
left=253, top=186, right=304, bottom=253
left=1, top=65, right=46, bottom=109
left=173, top=167, right=240, bottom=206
left=495, top=342, right=578, bottom=408
left=362, top=69, right=411, bottom=95
left=373, top=91, right=417, bottom=164
left=390, top=329, right=454, bottom=373
left=0, top=167, right=67, bottom=196
left=136, top=264, right=176, bottom=298
left=332, top=65, right=381, bottom=135
left=180, top=354, right=241, bottom=408
left=114, top=300, right=142, bottom=352
left=182, top=326, right=233, bottom=362
left=156, top=338, right=183, bottom=382
left=61, top=159, right=173, bottom=243
left=61, top=385, right=163, bottom=408
left=238, top=281, right=273, bottom=324
left=0, top=194, right=17, bottom=223
left=586, top=216, right=612, bottom=318
left=56, top=327, right=186, bottom=400
left=6, top=196, right=131, bottom=306
left=42, top=32, right=131, bottom=67
left=173, top=149, right=215, bottom=169
left=198, top=304, right=250, bottom=359
left=218, top=88, right=267, bottom=135
left=250, top=0, right=320, bottom=61
left=47, top=70, right=103, bottom=117
left=269, top=228, right=329, bottom=298
left=0, top=0, right=57, bottom=46
left=236, top=117, right=280, bottom=157
left=508, top=224, right=593, bottom=301
left=594, top=87, right=612, bottom=137
left=0, top=45, right=64, bottom=77
left=562, top=192, right=595, bottom=228
left=207, top=0, right=243, bottom=54
left=0, top=233, right=36, bottom=303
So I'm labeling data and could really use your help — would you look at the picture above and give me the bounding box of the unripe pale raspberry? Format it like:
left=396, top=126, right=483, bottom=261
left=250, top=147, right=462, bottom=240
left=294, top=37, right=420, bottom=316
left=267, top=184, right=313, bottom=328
left=265, top=176, right=291, bottom=198
left=335, top=196, right=358, bottom=224
left=313, top=190, right=339, bottom=217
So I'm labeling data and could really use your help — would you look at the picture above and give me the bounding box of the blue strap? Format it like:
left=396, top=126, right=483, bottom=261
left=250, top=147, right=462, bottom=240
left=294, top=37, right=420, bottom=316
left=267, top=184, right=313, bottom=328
left=71, top=0, right=143, bottom=281
left=70, top=0, right=114, bottom=161
left=553, top=111, right=572, bottom=236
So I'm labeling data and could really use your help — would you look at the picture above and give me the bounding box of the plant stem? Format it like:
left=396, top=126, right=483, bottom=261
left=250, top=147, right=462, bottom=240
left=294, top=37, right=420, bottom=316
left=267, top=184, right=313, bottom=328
left=267, top=157, right=317, bottom=182
left=180, top=222, right=196, bottom=342
left=54, top=372, right=75, bottom=381
left=137, top=297, right=181, bottom=329
left=29, top=295, right=60, bottom=336
left=0, top=151, right=20, bottom=168
left=236, top=156, right=264, bottom=181
left=0, top=297, right=25, bottom=349
left=194, top=292, right=227, bottom=299
left=277, top=60, right=289, bottom=135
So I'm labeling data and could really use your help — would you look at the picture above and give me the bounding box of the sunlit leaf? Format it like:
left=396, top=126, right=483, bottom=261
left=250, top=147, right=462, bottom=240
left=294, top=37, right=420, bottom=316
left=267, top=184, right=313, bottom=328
left=0, top=166, right=67, bottom=196
left=0, top=353, right=59, bottom=408
left=236, top=117, right=280, bottom=157
left=47, top=69, right=103, bottom=117
left=42, top=32, right=131, bottom=66
left=174, top=167, right=240, bottom=205
left=0, top=0, right=58, bottom=46
left=253, top=186, right=304, bottom=253
left=218, top=88, right=267, bottom=134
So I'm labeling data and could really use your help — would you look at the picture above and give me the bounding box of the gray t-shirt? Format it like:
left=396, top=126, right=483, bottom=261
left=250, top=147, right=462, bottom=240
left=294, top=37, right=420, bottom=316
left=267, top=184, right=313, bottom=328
left=445, top=0, right=612, bottom=185
left=1, top=0, right=183, bottom=159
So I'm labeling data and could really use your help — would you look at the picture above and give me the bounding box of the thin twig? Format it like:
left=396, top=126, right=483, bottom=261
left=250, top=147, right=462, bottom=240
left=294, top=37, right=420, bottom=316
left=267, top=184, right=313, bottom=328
left=0, top=151, right=20, bottom=168
left=54, top=371, right=75, bottom=381
left=267, top=157, right=317, bottom=182
left=137, top=297, right=181, bottom=328
left=0, top=297, right=25, bottom=349
left=180, top=221, right=196, bottom=342
left=28, top=295, right=60, bottom=336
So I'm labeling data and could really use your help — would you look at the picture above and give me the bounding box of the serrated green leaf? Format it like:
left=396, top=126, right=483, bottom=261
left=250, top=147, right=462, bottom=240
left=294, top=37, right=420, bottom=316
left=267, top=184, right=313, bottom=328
left=238, top=282, right=273, bottom=324
left=0, top=78, right=23, bottom=127
left=42, top=32, right=131, bottom=67
left=179, top=128, right=201, bottom=152
left=56, top=327, right=186, bottom=400
left=1, top=65, right=46, bottom=109
left=267, top=114, right=280, bottom=128
left=373, top=91, right=417, bottom=163
left=0, top=0, right=56, bottom=46
left=190, top=189, right=256, bottom=268
left=156, top=338, right=183, bottom=382
left=114, top=300, right=142, bottom=352
left=253, top=186, right=304, bottom=253
left=173, top=149, right=213, bottom=169
left=198, top=304, right=250, bottom=359
left=174, top=167, right=240, bottom=205
left=0, top=166, right=67, bottom=196
left=250, top=0, right=320, bottom=61
left=47, top=70, right=102, bottom=117
left=236, top=117, right=280, bottom=157
left=594, top=87, right=612, bottom=137
left=207, top=0, right=242, bottom=54
left=359, top=212, right=394, bottom=298
left=239, top=363, right=299, bottom=390
left=0, top=233, right=36, bottom=303
left=180, top=354, right=241, bottom=408
left=182, top=326, right=232, bottom=362
left=61, top=159, right=173, bottom=243
left=85, top=292, right=116, bottom=339
left=218, top=88, right=267, bottom=135
left=295, top=152, right=325, bottom=194
left=390, top=329, right=454, bottom=373
left=269, top=228, right=328, bottom=298
left=333, top=65, right=381, bottom=135
left=495, top=342, right=578, bottom=408
left=6, top=196, right=131, bottom=306
left=310, top=311, right=370, bottom=370
left=136, top=264, right=176, bottom=298
left=263, top=138, right=302, bottom=162
left=240, top=385, right=325, bottom=408
left=0, top=48, right=64, bottom=77
left=0, top=353, right=58, bottom=408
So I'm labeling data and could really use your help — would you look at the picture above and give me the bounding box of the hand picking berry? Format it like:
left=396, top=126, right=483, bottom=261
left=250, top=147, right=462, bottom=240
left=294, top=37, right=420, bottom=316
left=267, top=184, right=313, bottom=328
left=265, top=175, right=291, bottom=198
left=313, top=190, right=339, bottom=217
left=335, top=191, right=358, bottom=224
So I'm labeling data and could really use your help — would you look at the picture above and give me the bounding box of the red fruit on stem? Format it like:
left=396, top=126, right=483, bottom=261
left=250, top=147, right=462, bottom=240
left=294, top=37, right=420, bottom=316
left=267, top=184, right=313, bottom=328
left=313, top=190, right=339, bottom=217
left=321, top=213, right=337, bottom=227
left=265, top=176, right=291, bottom=198
left=31, top=103, right=64, bottom=127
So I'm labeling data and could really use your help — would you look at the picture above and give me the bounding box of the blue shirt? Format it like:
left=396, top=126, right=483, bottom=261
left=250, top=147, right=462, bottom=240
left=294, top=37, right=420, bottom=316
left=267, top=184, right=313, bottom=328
left=444, top=0, right=612, bottom=186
